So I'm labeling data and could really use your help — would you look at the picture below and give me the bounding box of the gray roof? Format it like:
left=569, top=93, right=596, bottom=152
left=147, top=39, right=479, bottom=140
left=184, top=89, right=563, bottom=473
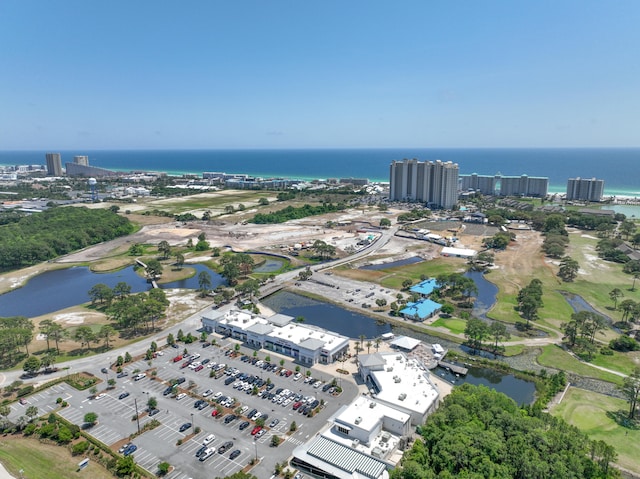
left=299, top=337, right=326, bottom=350
left=246, top=323, right=274, bottom=335
left=359, top=353, right=385, bottom=368
left=306, top=436, right=388, bottom=479
left=267, top=313, right=294, bottom=327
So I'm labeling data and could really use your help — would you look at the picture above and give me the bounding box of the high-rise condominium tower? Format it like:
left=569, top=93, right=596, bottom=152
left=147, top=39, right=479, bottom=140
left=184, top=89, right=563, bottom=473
left=45, top=153, right=63, bottom=176
left=389, top=159, right=459, bottom=209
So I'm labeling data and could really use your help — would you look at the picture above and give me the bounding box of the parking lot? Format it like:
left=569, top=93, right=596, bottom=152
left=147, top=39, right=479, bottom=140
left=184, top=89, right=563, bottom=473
left=15, top=343, right=357, bottom=478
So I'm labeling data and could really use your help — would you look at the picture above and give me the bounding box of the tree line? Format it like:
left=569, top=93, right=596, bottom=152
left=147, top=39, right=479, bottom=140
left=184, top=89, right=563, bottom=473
left=392, top=383, right=618, bottom=479
left=250, top=202, right=347, bottom=224
left=0, top=206, right=134, bottom=271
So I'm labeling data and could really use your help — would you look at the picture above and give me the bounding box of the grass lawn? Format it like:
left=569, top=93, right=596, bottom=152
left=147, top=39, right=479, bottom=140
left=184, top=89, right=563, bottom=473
left=551, top=387, right=640, bottom=475
left=537, top=344, right=623, bottom=385
left=431, top=317, right=467, bottom=335
left=0, top=437, right=116, bottom=479
left=591, top=349, right=640, bottom=376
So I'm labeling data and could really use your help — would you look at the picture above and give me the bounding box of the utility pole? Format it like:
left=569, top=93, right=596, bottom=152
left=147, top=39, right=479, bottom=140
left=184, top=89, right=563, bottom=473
left=134, top=398, right=141, bottom=434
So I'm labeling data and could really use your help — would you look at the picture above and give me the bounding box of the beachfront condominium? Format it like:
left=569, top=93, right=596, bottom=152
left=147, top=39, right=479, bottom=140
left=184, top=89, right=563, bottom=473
left=389, top=159, right=459, bottom=209
left=460, top=173, right=548, bottom=197
left=73, top=155, right=89, bottom=166
left=566, top=177, right=605, bottom=202
left=45, top=152, right=63, bottom=176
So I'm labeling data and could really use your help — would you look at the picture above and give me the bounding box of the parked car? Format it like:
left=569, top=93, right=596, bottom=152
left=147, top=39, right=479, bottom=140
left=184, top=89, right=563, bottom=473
left=202, top=388, right=213, bottom=397
left=229, top=449, right=241, bottom=460
left=199, top=448, right=214, bottom=462
left=255, top=429, right=266, bottom=439
left=251, top=426, right=262, bottom=436
left=195, top=445, right=208, bottom=458
left=148, top=408, right=160, bottom=416
left=101, top=367, right=109, bottom=374
left=116, top=371, right=128, bottom=378
left=239, top=421, right=250, bottom=430
left=118, top=442, right=131, bottom=453
left=218, top=441, right=233, bottom=454
left=176, top=393, right=187, bottom=400
left=172, top=355, right=183, bottom=362
left=118, top=392, right=130, bottom=400
left=94, top=393, right=106, bottom=400
left=123, top=444, right=137, bottom=456
left=203, top=433, right=215, bottom=446
left=134, top=373, right=146, bottom=381
left=269, top=419, right=279, bottom=428
left=179, top=422, right=192, bottom=432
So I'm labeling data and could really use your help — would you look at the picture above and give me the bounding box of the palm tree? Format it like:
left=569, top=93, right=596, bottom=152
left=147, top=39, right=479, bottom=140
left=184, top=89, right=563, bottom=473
left=374, top=337, right=381, bottom=352
left=632, top=273, right=640, bottom=292
left=609, top=288, right=624, bottom=310
left=366, top=341, right=372, bottom=354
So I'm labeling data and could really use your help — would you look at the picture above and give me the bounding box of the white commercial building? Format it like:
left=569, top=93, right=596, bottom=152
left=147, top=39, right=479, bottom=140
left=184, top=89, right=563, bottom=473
left=201, top=309, right=349, bottom=365
left=358, top=352, right=440, bottom=425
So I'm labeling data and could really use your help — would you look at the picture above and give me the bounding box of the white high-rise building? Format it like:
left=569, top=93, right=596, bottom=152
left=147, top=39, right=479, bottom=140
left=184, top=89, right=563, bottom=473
left=389, top=158, right=459, bottom=209
left=566, top=177, right=605, bottom=202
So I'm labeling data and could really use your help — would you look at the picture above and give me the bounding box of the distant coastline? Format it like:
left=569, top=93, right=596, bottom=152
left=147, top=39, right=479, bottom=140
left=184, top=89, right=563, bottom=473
left=1, top=147, right=639, bottom=198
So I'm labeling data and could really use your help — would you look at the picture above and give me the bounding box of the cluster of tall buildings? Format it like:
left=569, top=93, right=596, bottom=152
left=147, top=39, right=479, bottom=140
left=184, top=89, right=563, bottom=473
left=44, top=153, right=118, bottom=177
left=389, top=158, right=605, bottom=208
left=389, top=159, right=459, bottom=209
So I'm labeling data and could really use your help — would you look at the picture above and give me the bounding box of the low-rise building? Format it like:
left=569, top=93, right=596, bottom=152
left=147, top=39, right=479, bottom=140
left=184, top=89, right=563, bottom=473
left=201, top=309, right=349, bottom=364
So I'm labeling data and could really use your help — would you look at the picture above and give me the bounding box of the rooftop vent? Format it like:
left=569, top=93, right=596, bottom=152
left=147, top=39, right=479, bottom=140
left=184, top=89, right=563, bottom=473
left=369, top=402, right=376, bottom=408
left=398, top=393, right=407, bottom=401
left=355, top=417, right=362, bottom=425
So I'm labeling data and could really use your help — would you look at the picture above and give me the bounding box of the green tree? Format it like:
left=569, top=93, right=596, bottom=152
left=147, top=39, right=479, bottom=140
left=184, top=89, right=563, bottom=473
left=489, top=321, right=510, bottom=352
left=619, top=367, right=640, bottom=419
left=145, top=258, right=163, bottom=279
left=558, top=256, right=579, bottom=282
left=158, top=240, right=171, bottom=259
left=98, top=324, right=117, bottom=349
left=609, top=288, right=624, bottom=310
left=25, top=405, right=38, bottom=421
left=464, top=317, right=489, bottom=352
left=198, top=271, right=213, bottom=297
left=116, top=455, right=136, bottom=476
left=112, top=281, right=131, bottom=301
left=380, top=217, right=391, bottom=228
left=83, top=412, right=98, bottom=426
left=23, top=355, right=41, bottom=375
left=174, top=252, right=185, bottom=269
left=74, top=326, right=96, bottom=351
left=157, top=462, right=171, bottom=476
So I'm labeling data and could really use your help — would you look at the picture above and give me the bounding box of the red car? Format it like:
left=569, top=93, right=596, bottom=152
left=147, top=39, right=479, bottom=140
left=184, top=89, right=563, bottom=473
left=285, top=370, right=293, bottom=377
left=195, top=365, right=204, bottom=372
left=212, top=409, right=220, bottom=417
left=172, top=355, right=183, bottom=363
left=292, top=401, right=302, bottom=410
left=181, top=361, right=192, bottom=369
left=251, top=426, right=263, bottom=436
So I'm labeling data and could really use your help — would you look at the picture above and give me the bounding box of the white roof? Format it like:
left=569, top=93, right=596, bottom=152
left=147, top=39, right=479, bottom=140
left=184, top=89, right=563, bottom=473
left=441, top=246, right=477, bottom=257
left=389, top=336, right=421, bottom=351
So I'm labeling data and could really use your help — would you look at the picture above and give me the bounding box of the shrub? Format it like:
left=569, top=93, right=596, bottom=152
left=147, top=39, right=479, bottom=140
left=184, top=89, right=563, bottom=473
left=72, top=440, right=91, bottom=456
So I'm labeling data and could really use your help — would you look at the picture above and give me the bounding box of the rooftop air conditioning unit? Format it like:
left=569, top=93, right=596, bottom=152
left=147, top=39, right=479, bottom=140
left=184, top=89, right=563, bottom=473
left=394, top=376, right=401, bottom=383
left=398, top=393, right=407, bottom=401
left=369, top=402, right=376, bottom=408
left=355, top=417, right=362, bottom=425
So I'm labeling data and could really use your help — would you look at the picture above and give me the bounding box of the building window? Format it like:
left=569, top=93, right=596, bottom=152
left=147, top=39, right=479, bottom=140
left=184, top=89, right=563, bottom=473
left=337, top=425, right=350, bottom=435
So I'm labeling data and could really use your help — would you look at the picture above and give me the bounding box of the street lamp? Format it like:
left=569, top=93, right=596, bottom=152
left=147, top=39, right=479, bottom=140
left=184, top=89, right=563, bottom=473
left=133, top=398, right=141, bottom=434
left=254, top=440, right=258, bottom=463
left=191, top=413, right=194, bottom=433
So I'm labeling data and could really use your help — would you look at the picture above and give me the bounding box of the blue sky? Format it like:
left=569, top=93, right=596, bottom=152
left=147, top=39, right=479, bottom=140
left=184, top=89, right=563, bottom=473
left=1, top=1, right=638, bottom=149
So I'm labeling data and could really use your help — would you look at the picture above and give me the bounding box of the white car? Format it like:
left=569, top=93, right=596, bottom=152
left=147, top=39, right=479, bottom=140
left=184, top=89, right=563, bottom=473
left=94, top=393, right=107, bottom=400
left=134, top=373, right=146, bottom=381
left=213, top=392, right=222, bottom=399
left=176, top=393, right=187, bottom=400
left=314, top=381, right=323, bottom=389
left=156, top=350, right=164, bottom=356
left=203, top=434, right=215, bottom=446
left=293, top=373, right=302, bottom=381
left=251, top=411, right=262, bottom=421
left=202, top=389, right=213, bottom=397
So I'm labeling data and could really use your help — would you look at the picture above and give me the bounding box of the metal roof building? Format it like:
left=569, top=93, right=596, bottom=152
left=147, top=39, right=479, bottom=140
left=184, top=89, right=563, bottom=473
left=291, top=435, right=390, bottom=479
left=399, top=299, right=442, bottom=321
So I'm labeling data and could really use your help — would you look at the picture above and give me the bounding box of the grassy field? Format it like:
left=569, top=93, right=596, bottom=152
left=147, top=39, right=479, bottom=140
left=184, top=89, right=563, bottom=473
left=537, top=344, right=623, bottom=385
left=0, top=437, right=116, bottom=479
left=551, top=387, right=640, bottom=474
left=431, top=317, right=467, bottom=335
left=591, top=349, right=640, bottom=376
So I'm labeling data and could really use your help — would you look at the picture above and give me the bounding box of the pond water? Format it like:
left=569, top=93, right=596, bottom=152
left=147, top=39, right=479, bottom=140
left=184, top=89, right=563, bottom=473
left=253, top=259, right=284, bottom=273
left=263, top=292, right=536, bottom=404
left=464, top=270, right=498, bottom=320
left=360, top=256, right=424, bottom=271
left=436, top=364, right=536, bottom=405
left=560, top=291, right=619, bottom=332
left=0, top=264, right=224, bottom=318
left=262, top=290, right=392, bottom=339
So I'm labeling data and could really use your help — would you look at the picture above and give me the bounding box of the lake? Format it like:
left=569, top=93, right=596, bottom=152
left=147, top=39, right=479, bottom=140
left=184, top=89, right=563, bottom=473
left=0, top=264, right=224, bottom=318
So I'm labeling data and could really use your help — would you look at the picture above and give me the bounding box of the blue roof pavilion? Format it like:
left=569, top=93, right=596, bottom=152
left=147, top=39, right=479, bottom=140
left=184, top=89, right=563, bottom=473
left=410, top=278, right=441, bottom=296
left=400, top=299, right=442, bottom=321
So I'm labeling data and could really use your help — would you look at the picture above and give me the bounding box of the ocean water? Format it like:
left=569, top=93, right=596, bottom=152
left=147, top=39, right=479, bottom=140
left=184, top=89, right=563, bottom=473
left=1, top=148, right=639, bottom=196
